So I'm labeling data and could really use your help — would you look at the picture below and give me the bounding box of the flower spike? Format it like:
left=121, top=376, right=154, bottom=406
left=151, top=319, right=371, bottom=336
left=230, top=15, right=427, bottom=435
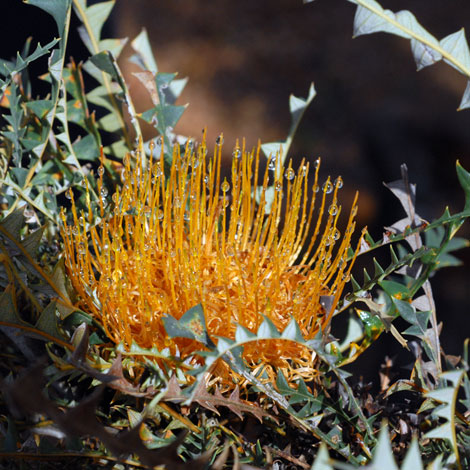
left=61, top=137, right=362, bottom=387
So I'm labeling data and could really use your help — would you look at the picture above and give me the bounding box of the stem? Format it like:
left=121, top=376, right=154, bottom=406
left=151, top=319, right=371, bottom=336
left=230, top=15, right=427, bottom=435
left=354, top=0, right=470, bottom=78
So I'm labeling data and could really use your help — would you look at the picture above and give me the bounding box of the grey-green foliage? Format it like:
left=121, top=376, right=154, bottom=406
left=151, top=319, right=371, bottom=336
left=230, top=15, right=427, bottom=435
left=261, top=82, right=316, bottom=162
left=0, top=0, right=188, bottom=226
left=2, top=1, right=470, bottom=468
left=304, top=0, right=470, bottom=110
left=309, top=427, right=441, bottom=470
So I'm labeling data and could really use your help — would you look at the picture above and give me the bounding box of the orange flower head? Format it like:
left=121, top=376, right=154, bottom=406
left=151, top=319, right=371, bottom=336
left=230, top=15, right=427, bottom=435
left=61, top=136, right=361, bottom=386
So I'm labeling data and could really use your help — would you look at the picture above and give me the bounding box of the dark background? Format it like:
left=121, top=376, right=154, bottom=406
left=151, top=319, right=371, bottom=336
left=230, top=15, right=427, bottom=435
left=2, top=0, right=470, bottom=381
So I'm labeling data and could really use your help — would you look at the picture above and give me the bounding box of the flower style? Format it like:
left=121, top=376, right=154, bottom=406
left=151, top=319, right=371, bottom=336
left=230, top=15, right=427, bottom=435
left=61, top=137, right=362, bottom=386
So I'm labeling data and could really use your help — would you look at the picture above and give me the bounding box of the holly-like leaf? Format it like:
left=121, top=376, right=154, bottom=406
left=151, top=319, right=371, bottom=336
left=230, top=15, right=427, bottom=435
left=425, top=369, right=465, bottom=467
left=456, top=160, right=470, bottom=212
left=34, top=301, right=66, bottom=342
left=163, top=304, right=214, bottom=348
left=261, top=82, right=316, bottom=163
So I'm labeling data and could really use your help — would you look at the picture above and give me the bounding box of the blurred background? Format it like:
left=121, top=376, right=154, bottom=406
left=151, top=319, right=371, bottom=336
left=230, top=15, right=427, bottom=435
left=3, top=0, right=470, bottom=378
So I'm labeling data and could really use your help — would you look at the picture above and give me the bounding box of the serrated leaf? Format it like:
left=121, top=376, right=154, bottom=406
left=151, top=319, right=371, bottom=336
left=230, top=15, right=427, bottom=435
left=456, top=160, right=470, bottom=212
left=163, top=304, right=213, bottom=347
left=281, top=317, right=305, bottom=342
left=90, top=50, right=121, bottom=83
left=25, top=0, right=71, bottom=38
left=21, top=226, right=44, bottom=257
left=168, top=78, right=188, bottom=103
left=458, top=81, right=470, bottom=110
left=401, top=435, right=423, bottom=470
left=25, top=100, right=54, bottom=119
left=98, top=112, right=123, bottom=133
left=0, top=209, right=26, bottom=241
left=234, top=324, right=257, bottom=343
left=130, top=28, right=158, bottom=74
left=353, top=2, right=411, bottom=39
left=371, top=425, right=399, bottom=470
left=35, top=301, right=66, bottom=341
left=257, top=316, right=281, bottom=339
left=133, top=71, right=159, bottom=106
left=373, top=257, right=385, bottom=277
left=275, top=369, right=292, bottom=395
left=72, top=134, right=100, bottom=161
left=81, top=1, right=114, bottom=50
left=440, top=29, right=470, bottom=75
left=354, top=3, right=442, bottom=69
left=50, top=259, right=74, bottom=319
left=0, top=40, right=59, bottom=93
left=425, top=369, right=464, bottom=466
left=215, top=337, right=234, bottom=355
left=311, top=444, right=333, bottom=470
left=140, top=103, right=186, bottom=136
left=0, top=288, right=29, bottom=328
left=261, top=83, right=316, bottom=163
left=338, top=314, right=363, bottom=351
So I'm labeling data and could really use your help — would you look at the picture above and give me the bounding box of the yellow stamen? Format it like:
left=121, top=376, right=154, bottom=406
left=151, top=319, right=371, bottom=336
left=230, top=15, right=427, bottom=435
left=61, top=138, right=362, bottom=387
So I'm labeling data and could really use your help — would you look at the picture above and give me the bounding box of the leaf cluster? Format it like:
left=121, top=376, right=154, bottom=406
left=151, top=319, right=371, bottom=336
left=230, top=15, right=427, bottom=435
left=0, top=1, right=470, bottom=469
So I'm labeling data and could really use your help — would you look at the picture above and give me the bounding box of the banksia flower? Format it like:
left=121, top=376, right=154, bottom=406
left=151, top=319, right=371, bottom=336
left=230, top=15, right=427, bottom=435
left=61, top=136, right=361, bottom=387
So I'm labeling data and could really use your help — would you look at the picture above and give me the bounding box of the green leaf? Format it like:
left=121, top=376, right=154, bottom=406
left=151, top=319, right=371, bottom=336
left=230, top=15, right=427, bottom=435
left=458, top=81, right=470, bottom=110
left=25, top=99, right=54, bottom=119
left=257, top=315, right=281, bottom=339
left=35, top=301, right=66, bottom=341
left=425, top=369, right=465, bottom=466
left=349, top=0, right=470, bottom=110
left=234, top=324, right=257, bottom=343
left=401, top=435, right=423, bottom=470
left=21, top=226, right=45, bottom=257
left=130, top=28, right=158, bottom=74
left=88, top=50, right=142, bottom=146
left=24, top=0, right=71, bottom=38
left=281, top=317, right=305, bottom=342
left=90, top=50, right=122, bottom=83
left=275, top=369, right=293, bottom=395
left=73, top=1, right=127, bottom=59
left=140, top=103, right=186, bottom=136
left=261, top=83, right=316, bottom=163
left=163, top=304, right=214, bottom=347
left=0, top=210, right=26, bottom=241
left=97, top=113, right=122, bottom=133
left=0, top=288, right=29, bottom=328
left=310, top=444, right=333, bottom=470
left=371, top=425, right=399, bottom=470
left=456, top=160, right=470, bottom=212
left=77, top=1, right=115, bottom=52
left=379, top=280, right=409, bottom=298
left=440, top=29, right=470, bottom=76
left=0, top=40, right=59, bottom=92
left=373, top=257, right=385, bottom=277
left=50, top=259, right=74, bottom=319
left=338, top=314, right=364, bottom=352
left=73, top=0, right=137, bottom=151
left=72, top=134, right=100, bottom=161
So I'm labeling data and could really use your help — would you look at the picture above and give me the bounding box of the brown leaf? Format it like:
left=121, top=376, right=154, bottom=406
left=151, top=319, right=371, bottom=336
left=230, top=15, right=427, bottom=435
left=164, top=375, right=273, bottom=423
left=133, top=71, right=159, bottom=106
left=3, top=363, right=209, bottom=469
left=69, top=326, right=148, bottom=395
left=106, top=353, right=148, bottom=397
